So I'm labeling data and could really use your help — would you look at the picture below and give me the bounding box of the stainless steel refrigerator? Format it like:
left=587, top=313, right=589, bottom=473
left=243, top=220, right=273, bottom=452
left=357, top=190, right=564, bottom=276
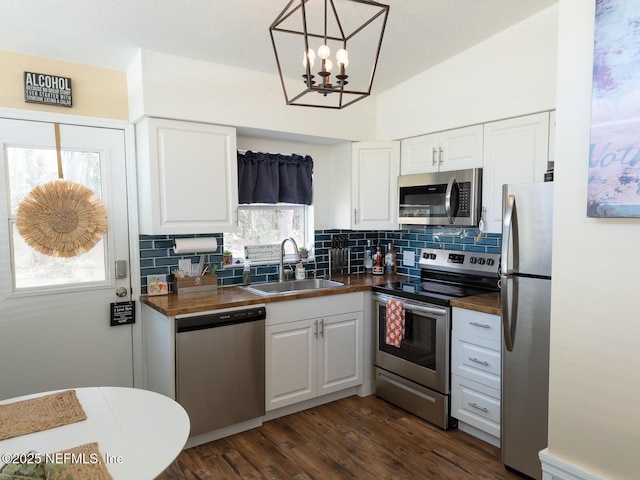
left=500, top=181, right=553, bottom=480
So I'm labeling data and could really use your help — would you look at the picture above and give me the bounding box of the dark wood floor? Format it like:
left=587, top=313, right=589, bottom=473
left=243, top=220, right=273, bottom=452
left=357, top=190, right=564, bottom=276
left=158, top=395, right=522, bottom=480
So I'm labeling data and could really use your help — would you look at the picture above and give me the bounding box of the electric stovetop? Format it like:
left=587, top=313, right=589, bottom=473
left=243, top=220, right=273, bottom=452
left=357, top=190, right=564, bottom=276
left=372, top=248, right=501, bottom=306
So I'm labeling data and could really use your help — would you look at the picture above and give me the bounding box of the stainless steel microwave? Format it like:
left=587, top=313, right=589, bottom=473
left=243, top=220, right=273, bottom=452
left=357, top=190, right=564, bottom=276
left=397, top=168, right=482, bottom=227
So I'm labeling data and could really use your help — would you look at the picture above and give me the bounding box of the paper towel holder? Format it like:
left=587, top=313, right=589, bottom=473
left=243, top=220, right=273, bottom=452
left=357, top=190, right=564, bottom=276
left=172, top=236, right=219, bottom=255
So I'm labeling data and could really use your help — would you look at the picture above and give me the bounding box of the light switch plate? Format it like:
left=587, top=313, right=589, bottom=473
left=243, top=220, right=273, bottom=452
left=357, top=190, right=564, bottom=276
left=403, top=250, right=415, bottom=267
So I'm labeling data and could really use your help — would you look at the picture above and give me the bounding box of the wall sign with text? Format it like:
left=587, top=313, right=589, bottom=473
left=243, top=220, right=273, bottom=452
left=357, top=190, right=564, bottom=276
left=24, top=71, right=73, bottom=107
left=588, top=1, right=640, bottom=217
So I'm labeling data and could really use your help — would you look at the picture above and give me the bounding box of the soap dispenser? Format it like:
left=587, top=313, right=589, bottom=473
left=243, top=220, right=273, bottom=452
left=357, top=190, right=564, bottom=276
left=243, top=260, right=251, bottom=285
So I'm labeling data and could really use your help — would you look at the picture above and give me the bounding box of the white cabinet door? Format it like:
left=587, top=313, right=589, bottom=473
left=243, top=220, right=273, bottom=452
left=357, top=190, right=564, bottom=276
left=400, top=133, right=440, bottom=174
left=136, top=118, right=238, bottom=234
left=266, top=319, right=317, bottom=411
left=318, top=311, right=363, bottom=396
left=351, top=141, right=400, bottom=230
left=482, top=112, right=550, bottom=233
left=400, top=126, right=483, bottom=175
left=439, top=125, right=484, bottom=172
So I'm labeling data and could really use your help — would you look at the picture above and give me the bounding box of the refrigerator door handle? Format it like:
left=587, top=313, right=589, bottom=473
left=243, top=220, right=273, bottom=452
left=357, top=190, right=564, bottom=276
left=501, top=274, right=518, bottom=352
left=501, top=192, right=519, bottom=274
left=445, top=175, right=456, bottom=224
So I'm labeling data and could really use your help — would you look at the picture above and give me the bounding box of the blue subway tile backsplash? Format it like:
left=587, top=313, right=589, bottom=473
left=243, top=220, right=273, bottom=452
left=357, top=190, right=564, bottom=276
left=139, top=228, right=501, bottom=294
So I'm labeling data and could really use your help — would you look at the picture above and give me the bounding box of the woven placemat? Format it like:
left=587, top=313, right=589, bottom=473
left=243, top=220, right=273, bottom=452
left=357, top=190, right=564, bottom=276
left=0, top=390, right=87, bottom=441
left=57, top=442, right=113, bottom=480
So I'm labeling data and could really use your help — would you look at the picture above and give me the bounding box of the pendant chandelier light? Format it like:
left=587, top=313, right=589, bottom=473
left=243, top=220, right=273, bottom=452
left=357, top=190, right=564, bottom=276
left=270, top=0, right=390, bottom=109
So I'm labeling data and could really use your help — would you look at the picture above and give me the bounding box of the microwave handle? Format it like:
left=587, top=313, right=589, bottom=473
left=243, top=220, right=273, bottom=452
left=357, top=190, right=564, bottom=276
left=445, top=175, right=456, bottom=224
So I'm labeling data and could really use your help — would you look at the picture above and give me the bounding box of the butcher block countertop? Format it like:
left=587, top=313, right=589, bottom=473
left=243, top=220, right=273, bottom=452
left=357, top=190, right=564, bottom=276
left=141, top=273, right=406, bottom=317
left=450, top=292, right=501, bottom=316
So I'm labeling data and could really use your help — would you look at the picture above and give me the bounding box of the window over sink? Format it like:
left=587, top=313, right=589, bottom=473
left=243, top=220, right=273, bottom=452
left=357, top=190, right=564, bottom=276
left=223, top=204, right=313, bottom=263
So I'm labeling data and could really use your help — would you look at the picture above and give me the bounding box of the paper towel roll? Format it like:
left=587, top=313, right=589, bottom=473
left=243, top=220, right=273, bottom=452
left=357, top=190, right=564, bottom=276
left=173, top=237, right=218, bottom=254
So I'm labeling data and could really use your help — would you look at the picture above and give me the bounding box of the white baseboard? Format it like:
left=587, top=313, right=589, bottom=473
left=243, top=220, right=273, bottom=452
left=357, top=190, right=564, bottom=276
left=540, top=449, right=603, bottom=480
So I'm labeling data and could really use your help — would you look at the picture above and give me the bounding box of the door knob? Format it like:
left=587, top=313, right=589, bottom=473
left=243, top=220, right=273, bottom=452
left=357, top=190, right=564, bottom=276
left=115, top=287, right=128, bottom=298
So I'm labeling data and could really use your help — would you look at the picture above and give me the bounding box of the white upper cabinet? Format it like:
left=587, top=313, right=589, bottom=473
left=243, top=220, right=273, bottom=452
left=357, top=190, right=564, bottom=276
left=482, top=112, right=550, bottom=233
left=351, top=141, right=400, bottom=230
left=400, top=125, right=483, bottom=174
left=136, top=118, right=238, bottom=235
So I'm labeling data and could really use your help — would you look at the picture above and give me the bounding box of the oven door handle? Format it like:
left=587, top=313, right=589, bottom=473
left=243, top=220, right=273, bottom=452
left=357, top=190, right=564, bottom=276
left=373, top=294, right=447, bottom=317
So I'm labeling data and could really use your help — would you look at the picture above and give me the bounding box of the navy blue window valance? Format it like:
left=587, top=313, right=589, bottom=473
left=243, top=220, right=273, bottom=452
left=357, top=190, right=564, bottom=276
left=237, top=151, right=313, bottom=205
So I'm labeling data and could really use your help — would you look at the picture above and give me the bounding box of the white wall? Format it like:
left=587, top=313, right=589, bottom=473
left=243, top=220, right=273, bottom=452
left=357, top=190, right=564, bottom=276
left=128, top=50, right=377, bottom=142
left=376, top=5, right=559, bottom=140
left=548, top=1, right=640, bottom=478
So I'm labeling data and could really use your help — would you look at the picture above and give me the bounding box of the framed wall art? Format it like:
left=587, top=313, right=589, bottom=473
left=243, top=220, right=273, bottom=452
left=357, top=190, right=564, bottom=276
left=588, top=0, right=640, bottom=217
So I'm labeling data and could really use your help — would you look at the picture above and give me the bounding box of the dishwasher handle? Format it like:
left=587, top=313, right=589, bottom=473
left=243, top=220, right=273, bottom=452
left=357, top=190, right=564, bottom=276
left=176, top=306, right=266, bottom=333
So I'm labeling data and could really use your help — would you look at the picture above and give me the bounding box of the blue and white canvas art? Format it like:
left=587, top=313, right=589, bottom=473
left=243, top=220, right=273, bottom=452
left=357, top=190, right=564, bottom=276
left=588, top=0, right=640, bottom=217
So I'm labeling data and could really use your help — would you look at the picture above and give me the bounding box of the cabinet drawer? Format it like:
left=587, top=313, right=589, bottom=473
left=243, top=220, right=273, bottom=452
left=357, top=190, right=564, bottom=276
left=451, top=374, right=500, bottom=439
left=452, top=331, right=500, bottom=390
left=452, top=308, right=501, bottom=342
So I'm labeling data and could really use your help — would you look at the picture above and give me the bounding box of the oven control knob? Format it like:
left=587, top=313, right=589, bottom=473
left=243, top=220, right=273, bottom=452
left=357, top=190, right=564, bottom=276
left=478, top=258, right=486, bottom=265
left=487, top=258, right=495, bottom=266
left=470, top=257, right=477, bottom=264
left=430, top=253, right=437, bottom=260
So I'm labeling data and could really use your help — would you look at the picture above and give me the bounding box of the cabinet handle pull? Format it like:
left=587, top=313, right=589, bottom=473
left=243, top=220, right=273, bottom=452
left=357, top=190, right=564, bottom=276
left=354, top=209, right=358, bottom=224
left=319, top=319, right=324, bottom=337
left=432, top=147, right=437, bottom=166
left=438, top=147, right=443, bottom=165
left=468, top=402, right=489, bottom=413
left=469, top=357, right=489, bottom=366
left=314, top=320, right=318, bottom=338
left=470, top=321, right=491, bottom=328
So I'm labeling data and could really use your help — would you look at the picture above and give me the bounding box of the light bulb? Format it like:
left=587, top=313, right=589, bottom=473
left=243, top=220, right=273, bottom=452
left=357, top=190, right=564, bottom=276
left=336, top=48, right=349, bottom=65
left=338, top=57, right=349, bottom=68
left=317, top=44, right=330, bottom=60
left=303, top=49, right=315, bottom=69
left=324, top=58, right=333, bottom=73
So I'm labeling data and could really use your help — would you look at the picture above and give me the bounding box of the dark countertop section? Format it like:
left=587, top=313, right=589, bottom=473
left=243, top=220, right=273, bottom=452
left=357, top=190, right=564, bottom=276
left=141, top=273, right=406, bottom=317
left=450, top=292, right=501, bottom=316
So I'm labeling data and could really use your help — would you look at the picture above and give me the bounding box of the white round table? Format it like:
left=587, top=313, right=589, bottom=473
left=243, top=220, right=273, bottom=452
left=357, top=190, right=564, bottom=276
left=0, top=387, right=190, bottom=479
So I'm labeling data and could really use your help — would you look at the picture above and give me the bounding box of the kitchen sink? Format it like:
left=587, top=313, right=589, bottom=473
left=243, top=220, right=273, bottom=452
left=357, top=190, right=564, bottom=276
left=243, top=278, right=346, bottom=296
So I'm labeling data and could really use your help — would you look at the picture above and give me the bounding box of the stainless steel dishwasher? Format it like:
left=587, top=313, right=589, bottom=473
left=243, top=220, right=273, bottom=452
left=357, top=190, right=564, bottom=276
left=175, top=304, right=266, bottom=436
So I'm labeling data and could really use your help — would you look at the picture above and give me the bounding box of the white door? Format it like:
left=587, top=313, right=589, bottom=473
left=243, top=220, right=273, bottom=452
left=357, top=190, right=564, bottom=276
left=0, top=118, right=133, bottom=400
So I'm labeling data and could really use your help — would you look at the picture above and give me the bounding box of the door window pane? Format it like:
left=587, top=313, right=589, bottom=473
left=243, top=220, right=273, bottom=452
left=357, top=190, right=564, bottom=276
left=6, top=146, right=107, bottom=290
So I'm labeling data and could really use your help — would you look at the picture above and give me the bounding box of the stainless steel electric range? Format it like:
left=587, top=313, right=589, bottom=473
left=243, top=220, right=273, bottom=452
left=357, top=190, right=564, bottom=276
left=372, top=247, right=500, bottom=429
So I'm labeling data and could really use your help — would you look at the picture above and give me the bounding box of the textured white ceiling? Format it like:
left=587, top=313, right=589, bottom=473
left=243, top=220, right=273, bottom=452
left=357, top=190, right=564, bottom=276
left=0, top=0, right=557, bottom=94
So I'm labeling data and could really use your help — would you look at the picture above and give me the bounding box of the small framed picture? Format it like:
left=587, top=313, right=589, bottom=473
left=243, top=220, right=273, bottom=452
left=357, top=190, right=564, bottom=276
left=147, top=274, right=168, bottom=296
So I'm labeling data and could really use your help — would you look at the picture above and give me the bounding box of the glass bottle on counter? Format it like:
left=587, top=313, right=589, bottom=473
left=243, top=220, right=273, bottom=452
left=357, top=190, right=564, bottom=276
left=364, top=240, right=373, bottom=274
left=372, top=245, right=384, bottom=275
left=385, top=243, right=394, bottom=274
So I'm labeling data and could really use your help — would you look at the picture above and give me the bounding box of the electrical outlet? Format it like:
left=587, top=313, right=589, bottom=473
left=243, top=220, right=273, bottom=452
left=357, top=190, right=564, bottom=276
left=402, top=250, right=415, bottom=267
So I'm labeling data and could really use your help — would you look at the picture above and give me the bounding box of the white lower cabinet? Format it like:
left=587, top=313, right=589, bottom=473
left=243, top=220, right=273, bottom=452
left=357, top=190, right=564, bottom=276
left=451, top=307, right=501, bottom=445
left=265, top=294, right=364, bottom=411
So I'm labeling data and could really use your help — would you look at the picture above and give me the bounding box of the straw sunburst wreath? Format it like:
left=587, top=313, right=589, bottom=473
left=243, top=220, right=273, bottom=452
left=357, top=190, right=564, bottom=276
left=16, top=180, right=108, bottom=258
left=15, top=123, right=108, bottom=258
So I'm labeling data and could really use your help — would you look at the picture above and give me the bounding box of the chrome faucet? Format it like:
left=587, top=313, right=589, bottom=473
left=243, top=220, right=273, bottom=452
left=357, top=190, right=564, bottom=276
left=279, top=237, right=300, bottom=282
